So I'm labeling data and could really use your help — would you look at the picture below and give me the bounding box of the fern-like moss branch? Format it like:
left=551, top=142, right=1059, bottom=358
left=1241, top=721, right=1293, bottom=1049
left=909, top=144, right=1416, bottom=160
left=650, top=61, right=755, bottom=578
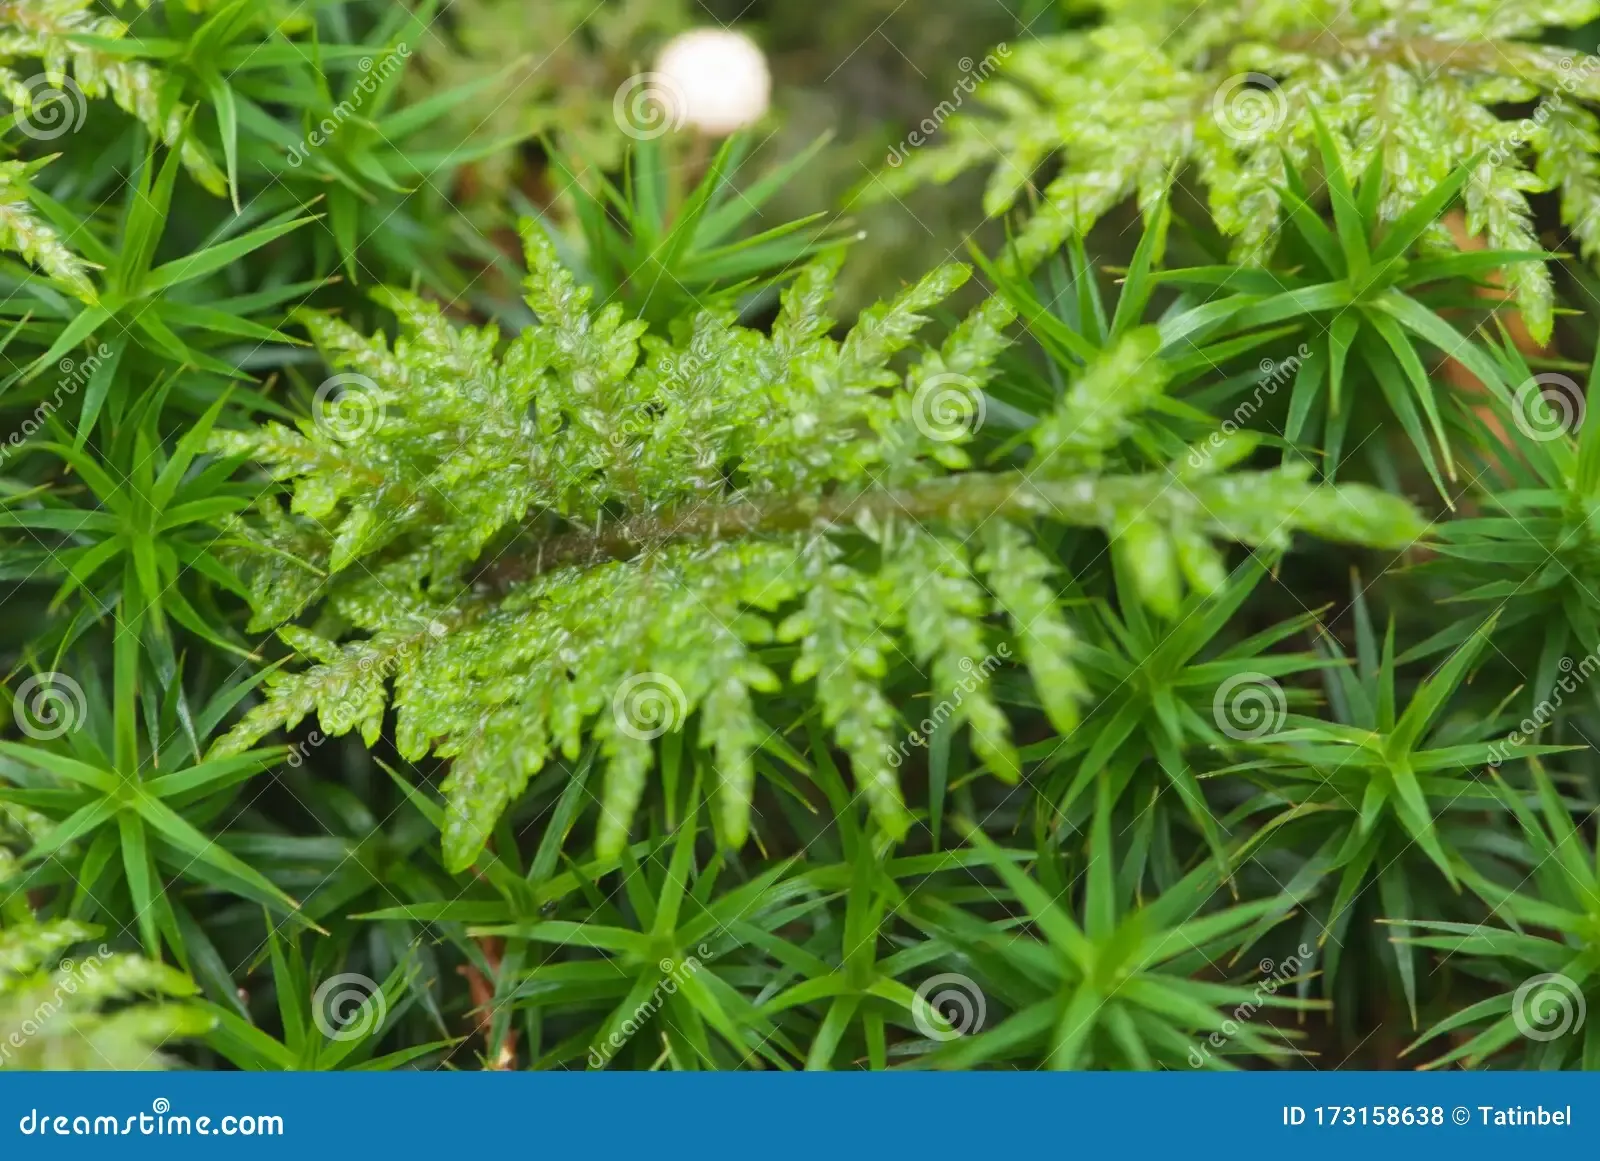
left=482, top=466, right=1417, bottom=591
left=211, top=223, right=1425, bottom=872
left=863, top=0, right=1600, bottom=343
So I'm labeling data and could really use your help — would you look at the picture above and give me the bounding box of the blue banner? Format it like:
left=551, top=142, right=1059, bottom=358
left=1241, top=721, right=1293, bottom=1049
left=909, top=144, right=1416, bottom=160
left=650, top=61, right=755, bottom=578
left=0, top=1073, right=1592, bottom=1158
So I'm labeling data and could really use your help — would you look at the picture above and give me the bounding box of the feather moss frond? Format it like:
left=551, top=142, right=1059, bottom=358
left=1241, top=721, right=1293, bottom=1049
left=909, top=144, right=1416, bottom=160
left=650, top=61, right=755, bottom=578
left=0, top=0, right=225, bottom=193
left=210, top=224, right=1426, bottom=873
left=0, top=916, right=209, bottom=1070
left=863, top=0, right=1600, bottom=344
left=0, top=159, right=94, bottom=299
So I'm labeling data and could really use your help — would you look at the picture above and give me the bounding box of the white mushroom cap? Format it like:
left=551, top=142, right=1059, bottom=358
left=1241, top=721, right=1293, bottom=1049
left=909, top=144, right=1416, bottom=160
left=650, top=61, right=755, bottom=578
left=652, top=29, right=771, bottom=137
